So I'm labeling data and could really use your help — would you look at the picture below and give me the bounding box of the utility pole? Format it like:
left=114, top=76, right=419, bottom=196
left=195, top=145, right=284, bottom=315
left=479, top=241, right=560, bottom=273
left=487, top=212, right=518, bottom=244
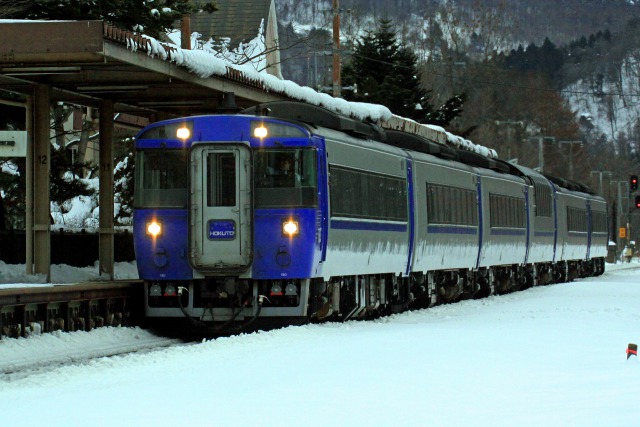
left=526, top=136, right=554, bottom=172
left=613, top=180, right=631, bottom=255
left=495, top=120, right=522, bottom=162
left=332, top=0, right=341, bottom=98
left=558, top=140, right=582, bottom=180
left=590, top=170, right=612, bottom=197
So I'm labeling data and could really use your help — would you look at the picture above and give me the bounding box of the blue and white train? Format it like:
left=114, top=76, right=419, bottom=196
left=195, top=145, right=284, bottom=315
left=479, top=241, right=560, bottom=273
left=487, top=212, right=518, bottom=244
left=133, top=102, right=607, bottom=328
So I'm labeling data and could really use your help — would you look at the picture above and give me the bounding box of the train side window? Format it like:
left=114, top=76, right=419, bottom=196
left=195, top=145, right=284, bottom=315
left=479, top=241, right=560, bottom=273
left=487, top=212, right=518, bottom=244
left=134, top=149, right=188, bottom=208
left=254, top=148, right=318, bottom=208
left=426, top=182, right=477, bottom=226
left=567, top=207, right=588, bottom=232
left=330, top=165, right=407, bottom=221
left=489, top=193, right=525, bottom=228
left=592, top=211, right=607, bottom=233
left=533, top=179, right=552, bottom=217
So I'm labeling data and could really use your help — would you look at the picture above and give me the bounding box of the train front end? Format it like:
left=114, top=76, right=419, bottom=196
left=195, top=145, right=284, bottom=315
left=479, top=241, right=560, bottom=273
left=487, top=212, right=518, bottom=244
left=133, top=115, right=324, bottom=328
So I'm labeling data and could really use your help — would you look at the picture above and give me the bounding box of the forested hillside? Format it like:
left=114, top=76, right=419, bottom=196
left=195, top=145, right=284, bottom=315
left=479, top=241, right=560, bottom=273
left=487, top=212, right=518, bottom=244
left=276, top=0, right=640, bottom=202
left=277, top=0, right=638, bottom=51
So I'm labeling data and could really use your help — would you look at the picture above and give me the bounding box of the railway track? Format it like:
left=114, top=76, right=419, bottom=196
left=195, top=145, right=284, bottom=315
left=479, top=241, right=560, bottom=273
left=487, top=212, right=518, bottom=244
left=2, top=263, right=636, bottom=342
left=0, top=281, right=143, bottom=339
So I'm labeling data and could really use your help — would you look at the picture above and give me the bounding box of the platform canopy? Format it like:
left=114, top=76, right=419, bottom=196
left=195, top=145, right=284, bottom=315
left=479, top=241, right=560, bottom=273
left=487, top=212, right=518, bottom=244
left=0, top=20, right=290, bottom=280
left=0, top=20, right=287, bottom=117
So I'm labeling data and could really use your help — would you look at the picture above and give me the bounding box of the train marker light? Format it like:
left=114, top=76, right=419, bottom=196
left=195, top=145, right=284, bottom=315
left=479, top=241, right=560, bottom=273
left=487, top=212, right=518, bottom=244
left=270, top=282, right=283, bottom=296
left=146, top=221, right=162, bottom=237
left=253, top=125, right=268, bottom=139
left=149, top=283, right=162, bottom=297
left=176, top=126, right=191, bottom=140
left=282, top=220, right=299, bottom=237
left=163, top=284, right=177, bottom=297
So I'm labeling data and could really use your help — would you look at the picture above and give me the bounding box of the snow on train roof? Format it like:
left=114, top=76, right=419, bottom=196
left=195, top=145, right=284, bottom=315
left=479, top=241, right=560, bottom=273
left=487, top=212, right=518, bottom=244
left=128, top=33, right=497, bottom=159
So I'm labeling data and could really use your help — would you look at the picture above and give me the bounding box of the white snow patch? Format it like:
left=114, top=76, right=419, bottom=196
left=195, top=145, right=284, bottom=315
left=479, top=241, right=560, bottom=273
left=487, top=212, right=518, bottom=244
left=0, top=266, right=639, bottom=425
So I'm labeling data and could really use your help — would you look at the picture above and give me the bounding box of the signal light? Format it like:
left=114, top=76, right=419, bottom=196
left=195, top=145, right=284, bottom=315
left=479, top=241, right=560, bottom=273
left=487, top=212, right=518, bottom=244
left=631, top=175, right=639, bottom=191
left=636, top=195, right=640, bottom=209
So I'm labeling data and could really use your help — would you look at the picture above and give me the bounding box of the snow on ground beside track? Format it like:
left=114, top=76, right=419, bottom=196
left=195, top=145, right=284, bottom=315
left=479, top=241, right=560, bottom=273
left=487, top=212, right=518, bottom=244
left=0, top=261, right=139, bottom=288
left=0, top=263, right=639, bottom=426
left=0, top=327, right=182, bottom=375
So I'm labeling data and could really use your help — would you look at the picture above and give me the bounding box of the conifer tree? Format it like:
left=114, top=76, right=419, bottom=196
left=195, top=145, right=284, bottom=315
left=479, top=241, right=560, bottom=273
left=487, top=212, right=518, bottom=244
left=342, top=18, right=464, bottom=127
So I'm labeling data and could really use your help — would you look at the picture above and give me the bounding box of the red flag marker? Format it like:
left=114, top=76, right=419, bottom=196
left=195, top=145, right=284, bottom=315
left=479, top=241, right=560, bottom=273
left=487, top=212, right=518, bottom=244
left=627, top=343, right=637, bottom=360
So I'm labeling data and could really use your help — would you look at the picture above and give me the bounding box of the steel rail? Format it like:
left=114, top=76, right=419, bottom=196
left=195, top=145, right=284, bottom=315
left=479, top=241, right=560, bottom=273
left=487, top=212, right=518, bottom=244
left=0, top=280, right=143, bottom=339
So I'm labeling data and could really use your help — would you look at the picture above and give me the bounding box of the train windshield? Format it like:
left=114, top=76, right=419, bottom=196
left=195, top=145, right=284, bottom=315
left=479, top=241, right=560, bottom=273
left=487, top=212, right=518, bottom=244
left=134, top=149, right=188, bottom=208
left=254, top=148, right=318, bottom=208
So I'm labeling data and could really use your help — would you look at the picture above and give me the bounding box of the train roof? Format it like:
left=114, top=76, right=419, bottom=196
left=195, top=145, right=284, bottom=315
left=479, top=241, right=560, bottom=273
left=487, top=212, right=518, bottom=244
left=542, top=173, right=597, bottom=196
left=241, top=101, right=497, bottom=156
left=240, top=102, right=386, bottom=141
left=244, top=102, right=598, bottom=196
left=242, top=102, right=528, bottom=177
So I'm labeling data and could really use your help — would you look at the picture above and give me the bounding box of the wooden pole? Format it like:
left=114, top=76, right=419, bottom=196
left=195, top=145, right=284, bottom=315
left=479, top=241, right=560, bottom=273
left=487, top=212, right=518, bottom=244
left=181, top=16, right=191, bottom=49
left=332, top=0, right=341, bottom=98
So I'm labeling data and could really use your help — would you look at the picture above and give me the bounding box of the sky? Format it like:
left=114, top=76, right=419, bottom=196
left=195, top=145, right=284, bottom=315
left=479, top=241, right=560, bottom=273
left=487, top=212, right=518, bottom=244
left=0, top=262, right=639, bottom=426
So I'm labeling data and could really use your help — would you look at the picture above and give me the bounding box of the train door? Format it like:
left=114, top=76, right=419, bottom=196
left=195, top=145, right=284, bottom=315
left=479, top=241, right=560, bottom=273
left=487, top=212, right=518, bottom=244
left=189, top=144, right=252, bottom=272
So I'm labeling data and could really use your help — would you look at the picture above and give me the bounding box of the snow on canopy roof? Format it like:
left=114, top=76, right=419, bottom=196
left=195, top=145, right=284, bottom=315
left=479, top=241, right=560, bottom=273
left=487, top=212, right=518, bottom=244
left=116, top=26, right=497, bottom=158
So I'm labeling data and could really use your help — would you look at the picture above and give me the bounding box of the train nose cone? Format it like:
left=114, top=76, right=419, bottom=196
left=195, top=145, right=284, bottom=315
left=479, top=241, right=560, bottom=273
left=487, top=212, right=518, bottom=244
left=276, top=245, right=291, bottom=267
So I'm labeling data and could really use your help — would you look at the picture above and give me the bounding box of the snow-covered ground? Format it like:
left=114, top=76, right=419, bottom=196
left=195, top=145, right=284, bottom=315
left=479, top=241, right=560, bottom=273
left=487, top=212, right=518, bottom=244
left=1, top=263, right=639, bottom=426
left=0, top=260, right=139, bottom=288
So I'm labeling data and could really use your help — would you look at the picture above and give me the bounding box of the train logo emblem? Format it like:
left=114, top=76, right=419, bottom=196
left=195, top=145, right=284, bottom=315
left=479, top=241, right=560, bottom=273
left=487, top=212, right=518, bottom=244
left=208, top=220, right=236, bottom=240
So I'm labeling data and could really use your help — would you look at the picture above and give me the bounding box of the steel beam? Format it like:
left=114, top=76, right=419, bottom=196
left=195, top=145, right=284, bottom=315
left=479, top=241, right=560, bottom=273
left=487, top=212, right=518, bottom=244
left=99, top=99, right=114, bottom=279
left=25, top=95, right=33, bottom=274
left=33, top=84, right=50, bottom=281
left=102, top=42, right=285, bottom=104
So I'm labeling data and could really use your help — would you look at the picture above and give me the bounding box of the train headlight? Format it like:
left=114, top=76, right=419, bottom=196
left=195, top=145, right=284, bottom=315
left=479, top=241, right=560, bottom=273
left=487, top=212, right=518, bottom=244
left=176, top=126, right=191, bottom=140
left=282, top=220, right=299, bottom=237
left=146, top=221, right=162, bottom=237
left=253, top=125, right=268, bottom=139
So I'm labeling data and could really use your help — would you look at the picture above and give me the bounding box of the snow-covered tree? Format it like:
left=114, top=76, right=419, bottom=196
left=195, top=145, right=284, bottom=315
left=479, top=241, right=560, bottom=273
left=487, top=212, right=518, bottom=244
left=24, top=0, right=217, bottom=38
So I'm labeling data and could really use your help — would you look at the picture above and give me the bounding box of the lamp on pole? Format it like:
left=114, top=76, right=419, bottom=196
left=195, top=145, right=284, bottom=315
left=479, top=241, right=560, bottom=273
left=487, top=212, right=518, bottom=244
left=526, top=136, right=555, bottom=172
left=307, top=50, right=332, bottom=90
left=495, top=120, right=523, bottom=162
left=558, top=140, right=583, bottom=180
left=590, top=170, right=612, bottom=197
